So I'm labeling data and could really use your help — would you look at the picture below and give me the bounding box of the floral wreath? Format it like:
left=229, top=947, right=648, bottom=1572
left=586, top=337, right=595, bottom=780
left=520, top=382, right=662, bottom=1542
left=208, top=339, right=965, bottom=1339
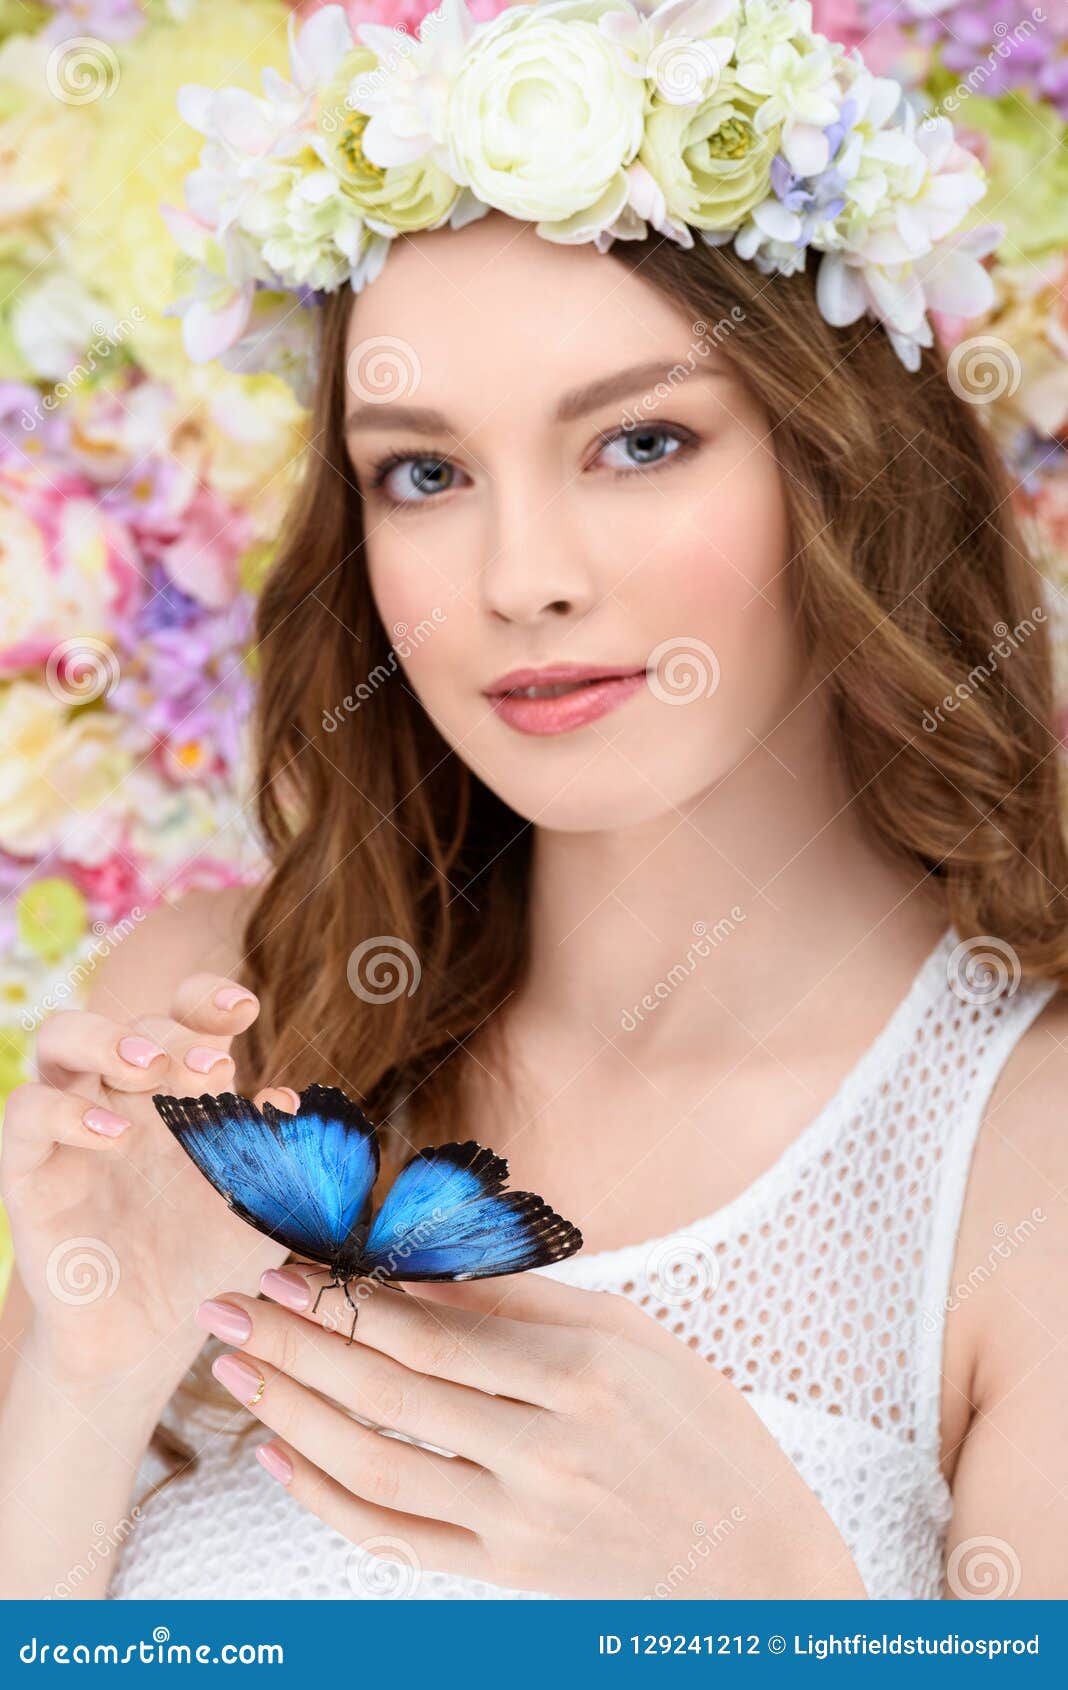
left=162, top=0, right=1003, bottom=393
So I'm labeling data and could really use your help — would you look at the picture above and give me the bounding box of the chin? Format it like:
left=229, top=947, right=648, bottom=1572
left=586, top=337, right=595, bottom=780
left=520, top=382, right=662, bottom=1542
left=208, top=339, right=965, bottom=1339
left=469, top=735, right=739, bottom=833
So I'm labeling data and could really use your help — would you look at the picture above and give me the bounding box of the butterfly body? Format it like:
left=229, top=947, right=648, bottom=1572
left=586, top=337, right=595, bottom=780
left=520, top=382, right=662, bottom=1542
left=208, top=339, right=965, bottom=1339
left=153, top=1083, right=583, bottom=1341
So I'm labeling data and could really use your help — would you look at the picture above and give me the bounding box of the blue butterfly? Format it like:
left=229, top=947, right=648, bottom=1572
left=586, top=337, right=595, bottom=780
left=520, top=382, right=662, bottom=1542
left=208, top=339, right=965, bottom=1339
left=152, top=1082, right=582, bottom=1340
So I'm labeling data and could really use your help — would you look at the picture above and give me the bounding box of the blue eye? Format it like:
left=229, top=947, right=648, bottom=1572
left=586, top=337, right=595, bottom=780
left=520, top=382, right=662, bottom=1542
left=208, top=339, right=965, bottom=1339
left=367, top=421, right=695, bottom=512
left=596, top=426, right=688, bottom=472
left=376, top=455, right=464, bottom=504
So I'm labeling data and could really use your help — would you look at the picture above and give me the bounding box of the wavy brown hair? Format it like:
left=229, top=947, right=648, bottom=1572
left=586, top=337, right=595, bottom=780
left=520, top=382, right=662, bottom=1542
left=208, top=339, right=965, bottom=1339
left=144, top=230, right=1068, bottom=1485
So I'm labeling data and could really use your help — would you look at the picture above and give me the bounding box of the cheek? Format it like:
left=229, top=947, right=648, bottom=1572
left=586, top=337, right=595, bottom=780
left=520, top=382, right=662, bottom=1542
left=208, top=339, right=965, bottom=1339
left=610, top=464, right=794, bottom=690
left=365, top=550, right=473, bottom=717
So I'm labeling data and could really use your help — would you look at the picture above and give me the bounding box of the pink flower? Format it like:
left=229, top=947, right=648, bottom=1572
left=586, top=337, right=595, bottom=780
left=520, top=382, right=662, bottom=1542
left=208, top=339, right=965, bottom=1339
left=288, top=0, right=510, bottom=29
left=60, top=847, right=151, bottom=928
left=147, top=482, right=254, bottom=611
left=0, top=457, right=143, bottom=677
left=808, top=0, right=921, bottom=78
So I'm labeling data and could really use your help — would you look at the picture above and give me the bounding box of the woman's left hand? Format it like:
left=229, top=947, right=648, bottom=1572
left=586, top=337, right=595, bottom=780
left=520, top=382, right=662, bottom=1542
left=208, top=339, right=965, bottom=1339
left=195, top=1269, right=867, bottom=1599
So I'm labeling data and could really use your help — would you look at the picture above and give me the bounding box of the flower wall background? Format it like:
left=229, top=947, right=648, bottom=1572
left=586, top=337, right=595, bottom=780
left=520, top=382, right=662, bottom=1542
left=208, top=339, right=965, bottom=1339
left=0, top=0, right=1067, bottom=1303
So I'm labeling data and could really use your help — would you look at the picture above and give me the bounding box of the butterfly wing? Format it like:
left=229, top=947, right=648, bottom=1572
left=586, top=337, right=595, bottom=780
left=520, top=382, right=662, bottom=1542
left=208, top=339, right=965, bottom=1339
left=153, top=1082, right=380, bottom=1266
left=356, top=1141, right=582, bottom=1280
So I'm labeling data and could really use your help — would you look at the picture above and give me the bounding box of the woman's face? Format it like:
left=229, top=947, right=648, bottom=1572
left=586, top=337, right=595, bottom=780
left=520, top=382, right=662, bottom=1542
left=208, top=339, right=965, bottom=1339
left=343, top=213, right=804, bottom=830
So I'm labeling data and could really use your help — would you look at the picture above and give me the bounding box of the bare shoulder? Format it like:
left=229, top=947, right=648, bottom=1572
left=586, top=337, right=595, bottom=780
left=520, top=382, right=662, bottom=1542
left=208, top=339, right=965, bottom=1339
left=944, top=984, right=1068, bottom=1426
left=939, top=984, right=1068, bottom=1591
left=85, top=883, right=260, bottom=1022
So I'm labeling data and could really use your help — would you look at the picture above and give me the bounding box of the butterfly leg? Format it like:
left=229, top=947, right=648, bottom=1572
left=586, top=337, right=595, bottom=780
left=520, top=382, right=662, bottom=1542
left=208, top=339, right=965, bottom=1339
left=311, top=1277, right=342, bottom=1316
left=342, top=1278, right=360, bottom=1346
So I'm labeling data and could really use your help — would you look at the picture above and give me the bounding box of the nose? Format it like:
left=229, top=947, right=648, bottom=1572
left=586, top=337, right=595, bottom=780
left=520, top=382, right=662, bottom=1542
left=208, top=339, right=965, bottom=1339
left=479, top=481, right=599, bottom=626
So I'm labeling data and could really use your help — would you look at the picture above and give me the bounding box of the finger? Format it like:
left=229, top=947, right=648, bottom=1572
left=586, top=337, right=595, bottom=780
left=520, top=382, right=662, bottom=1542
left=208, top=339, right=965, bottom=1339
left=257, top=1265, right=583, bottom=1408
left=408, top=1272, right=618, bottom=1327
left=195, top=1292, right=536, bottom=1467
left=168, top=973, right=260, bottom=1037
left=1, top=1081, right=135, bottom=1179
left=210, top=1347, right=495, bottom=1532
left=35, top=1009, right=170, bottom=1094
left=253, top=1439, right=489, bottom=1587
left=252, top=1086, right=302, bottom=1115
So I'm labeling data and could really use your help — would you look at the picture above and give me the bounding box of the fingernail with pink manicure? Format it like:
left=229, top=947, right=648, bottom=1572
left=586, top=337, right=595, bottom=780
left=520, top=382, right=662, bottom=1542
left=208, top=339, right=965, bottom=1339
left=214, top=985, right=257, bottom=1011
left=185, top=1045, right=233, bottom=1075
left=196, top=1298, right=253, bottom=1343
left=117, top=1035, right=167, bottom=1069
left=212, top=1352, right=265, bottom=1405
left=256, top=1443, right=293, bottom=1485
left=82, top=1105, right=132, bottom=1138
left=260, top=1268, right=311, bottom=1312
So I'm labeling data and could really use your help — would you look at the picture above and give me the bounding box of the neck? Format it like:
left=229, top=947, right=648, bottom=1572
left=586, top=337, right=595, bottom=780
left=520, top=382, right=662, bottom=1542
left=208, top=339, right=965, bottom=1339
left=518, top=687, right=947, bottom=1052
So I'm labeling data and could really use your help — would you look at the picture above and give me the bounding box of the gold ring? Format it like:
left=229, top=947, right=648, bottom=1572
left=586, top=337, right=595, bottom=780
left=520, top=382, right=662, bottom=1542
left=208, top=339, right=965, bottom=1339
left=248, top=1371, right=267, bottom=1407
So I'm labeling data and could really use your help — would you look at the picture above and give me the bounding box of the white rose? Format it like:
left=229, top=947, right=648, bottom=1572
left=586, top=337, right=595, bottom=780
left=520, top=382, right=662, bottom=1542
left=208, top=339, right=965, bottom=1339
left=446, top=1, right=646, bottom=234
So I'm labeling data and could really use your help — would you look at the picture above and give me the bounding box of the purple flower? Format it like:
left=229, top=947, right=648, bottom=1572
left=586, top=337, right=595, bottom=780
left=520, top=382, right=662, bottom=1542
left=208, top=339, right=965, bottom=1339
left=770, top=106, right=853, bottom=244
left=110, top=594, right=256, bottom=780
left=133, top=559, right=205, bottom=638
left=868, top=0, right=1068, bottom=121
left=41, top=0, right=145, bottom=45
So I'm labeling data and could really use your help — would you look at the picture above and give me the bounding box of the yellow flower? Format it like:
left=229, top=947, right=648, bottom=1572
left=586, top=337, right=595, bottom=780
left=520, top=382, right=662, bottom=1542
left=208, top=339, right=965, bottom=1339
left=0, top=30, right=87, bottom=242
left=16, top=878, right=88, bottom=964
left=63, top=0, right=291, bottom=389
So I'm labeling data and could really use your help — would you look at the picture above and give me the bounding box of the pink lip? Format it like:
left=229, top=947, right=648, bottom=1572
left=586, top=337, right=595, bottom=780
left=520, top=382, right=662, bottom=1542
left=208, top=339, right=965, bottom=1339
left=485, top=662, right=645, bottom=695
left=484, top=663, right=648, bottom=737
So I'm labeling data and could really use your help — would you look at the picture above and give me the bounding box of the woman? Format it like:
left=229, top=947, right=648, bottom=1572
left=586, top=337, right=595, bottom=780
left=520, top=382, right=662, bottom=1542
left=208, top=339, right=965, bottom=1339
left=2, top=0, right=1068, bottom=1603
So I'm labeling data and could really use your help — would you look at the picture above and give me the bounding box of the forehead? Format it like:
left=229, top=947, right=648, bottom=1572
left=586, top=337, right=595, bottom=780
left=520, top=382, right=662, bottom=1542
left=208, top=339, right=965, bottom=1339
left=343, top=213, right=715, bottom=416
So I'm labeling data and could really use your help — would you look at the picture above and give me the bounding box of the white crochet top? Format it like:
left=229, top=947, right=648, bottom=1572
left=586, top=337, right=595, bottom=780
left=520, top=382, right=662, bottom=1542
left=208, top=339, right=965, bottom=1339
left=108, top=923, right=1056, bottom=1601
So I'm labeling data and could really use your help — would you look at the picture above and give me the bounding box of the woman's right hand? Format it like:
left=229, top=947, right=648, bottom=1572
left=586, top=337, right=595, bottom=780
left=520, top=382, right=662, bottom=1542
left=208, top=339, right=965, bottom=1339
left=0, top=973, right=297, bottom=1406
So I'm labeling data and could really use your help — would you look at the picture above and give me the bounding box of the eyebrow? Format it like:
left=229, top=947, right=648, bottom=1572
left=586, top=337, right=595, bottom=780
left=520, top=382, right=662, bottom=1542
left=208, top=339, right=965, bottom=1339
left=343, top=359, right=733, bottom=436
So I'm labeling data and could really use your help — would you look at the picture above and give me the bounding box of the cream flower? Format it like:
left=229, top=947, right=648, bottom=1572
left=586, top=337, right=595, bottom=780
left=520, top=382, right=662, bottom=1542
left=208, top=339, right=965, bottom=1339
left=641, top=70, right=778, bottom=230
left=350, top=0, right=479, bottom=170
left=599, top=0, right=739, bottom=107
left=445, top=1, right=646, bottom=234
left=734, top=0, right=842, bottom=175
left=314, top=48, right=460, bottom=232
left=0, top=684, right=134, bottom=864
